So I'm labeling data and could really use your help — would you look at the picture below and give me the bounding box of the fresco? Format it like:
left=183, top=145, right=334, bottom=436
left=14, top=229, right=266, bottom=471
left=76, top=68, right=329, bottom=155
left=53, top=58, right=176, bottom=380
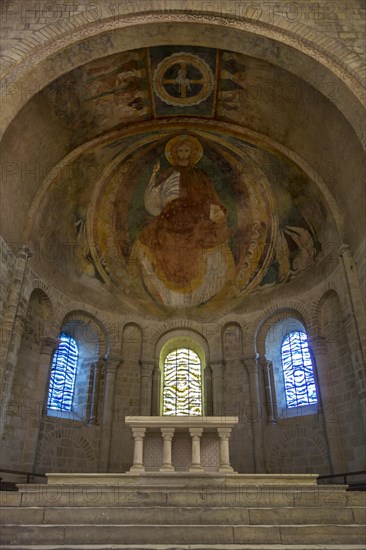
left=46, top=49, right=150, bottom=146
left=149, top=46, right=217, bottom=117
left=132, top=135, right=234, bottom=304
left=30, top=46, right=325, bottom=314
left=90, top=129, right=276, bottom=309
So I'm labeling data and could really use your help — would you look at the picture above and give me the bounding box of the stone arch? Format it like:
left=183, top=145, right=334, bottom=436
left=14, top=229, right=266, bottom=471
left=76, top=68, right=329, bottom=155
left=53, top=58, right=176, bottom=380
left=255, top=304, right=309, bottom=358
left=59, top=309, right=109, bottom=359
left=156, top=328, right=209, bottom=417
left=266, top=426, right=329, bottom=474
left=155, top=328, right=210, bottom=365
left=35, top=428, right=96, bottom=473
left=148, top=320, right=214, bottom=359
left=118, top=323, right=143, bottom=416
left=1, top=10, right=363, bottom=145
left=222, top=322, right=243, bottom=359
left=316, top=288, right=344, bottom=339
left=20, top=288, right=54, bottom=348
left=122, top=322, right=143, bottom=360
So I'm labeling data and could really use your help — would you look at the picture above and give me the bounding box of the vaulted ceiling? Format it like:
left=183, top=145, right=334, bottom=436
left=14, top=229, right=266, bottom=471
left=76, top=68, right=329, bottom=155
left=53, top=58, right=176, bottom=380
left=1, top=36, right=364, bottom=318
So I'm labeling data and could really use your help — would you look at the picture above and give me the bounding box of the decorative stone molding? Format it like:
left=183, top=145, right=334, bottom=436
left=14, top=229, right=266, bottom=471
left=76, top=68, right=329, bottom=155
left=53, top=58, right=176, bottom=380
left=40, top=337, right=58, bottom=356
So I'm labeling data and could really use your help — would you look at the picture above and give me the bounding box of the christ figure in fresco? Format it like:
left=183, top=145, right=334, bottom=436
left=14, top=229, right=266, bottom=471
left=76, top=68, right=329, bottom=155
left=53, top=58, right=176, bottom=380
left=133, top=134, right=234, bottom=306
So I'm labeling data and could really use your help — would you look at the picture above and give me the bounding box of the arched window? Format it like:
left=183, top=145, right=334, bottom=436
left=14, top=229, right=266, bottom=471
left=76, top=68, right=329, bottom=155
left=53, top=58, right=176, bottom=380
left=163, top=348, right=202, bottom=416
left=281, top=331, right=317, bottom=408
left=264, top=317, right=319, bottom=419
left=47, top=333, right=78, bottom=412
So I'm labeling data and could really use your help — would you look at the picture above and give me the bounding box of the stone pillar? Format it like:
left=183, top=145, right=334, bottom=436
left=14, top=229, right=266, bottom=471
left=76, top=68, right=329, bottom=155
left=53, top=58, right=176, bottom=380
left=21, top=337, right=59, bottom=470
left=204, top=366, right=213, bottom=415
left=151, top=366, right=161, bottom=416
left=98, top=356, right=122, bottom=472
left=139, top=360, right=155, bottom=416
left=39, top=337, right=59, bottom=403
left=217, top=427, right=233, bottom=472
left=130, top=428, right=146, bottom=472
left=211, top=360, right=225, bottom=416
left=160, top=428, right=175, bottom=471
left=339, top=245, right=366, bottom=426
left=339, top=245, right=366, bottom=361
left=0, top=246, right=32, bottom=366
left=0, top=314, right=26, bottom=438
left=0, top=247, right=31, bottom=438
left=310, top=337, right=346, bottom=473
left=189, top=428, right=203, bottom=471
left=243, top=355, right=266, bottom=472
left=88, top=358, right=103, bottom=425
left=261, top=358, right=276, bottom=424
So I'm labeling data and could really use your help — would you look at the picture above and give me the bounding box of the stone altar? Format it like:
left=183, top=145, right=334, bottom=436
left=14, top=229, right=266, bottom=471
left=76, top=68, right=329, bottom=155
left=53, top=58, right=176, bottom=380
left=124, top=416, right=238, bottom=473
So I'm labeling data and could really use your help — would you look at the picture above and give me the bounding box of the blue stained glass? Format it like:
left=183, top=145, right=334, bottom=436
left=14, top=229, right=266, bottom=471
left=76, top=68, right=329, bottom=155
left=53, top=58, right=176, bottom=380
left=47, top=333, right=78, bottom=412
left=281, top=331, right=317, bottom=408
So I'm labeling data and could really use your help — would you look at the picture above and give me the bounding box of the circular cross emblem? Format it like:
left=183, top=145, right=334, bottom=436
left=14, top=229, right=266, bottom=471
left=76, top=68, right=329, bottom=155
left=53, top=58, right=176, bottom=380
left=153, top=52, right=214, bottom=107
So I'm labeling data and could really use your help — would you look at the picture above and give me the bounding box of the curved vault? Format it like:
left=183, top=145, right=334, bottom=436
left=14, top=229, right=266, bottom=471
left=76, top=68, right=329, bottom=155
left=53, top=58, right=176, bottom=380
left=14, top=45, right=343, bottom=318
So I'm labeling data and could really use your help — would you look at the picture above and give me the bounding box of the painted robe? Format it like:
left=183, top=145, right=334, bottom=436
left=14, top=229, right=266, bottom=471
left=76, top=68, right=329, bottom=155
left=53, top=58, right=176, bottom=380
left=138, top=165, right=231, bottom=290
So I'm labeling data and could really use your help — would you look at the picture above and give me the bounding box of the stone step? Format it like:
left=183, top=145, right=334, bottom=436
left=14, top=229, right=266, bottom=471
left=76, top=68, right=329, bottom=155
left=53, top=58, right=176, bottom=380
left=1, top=524, right=365, bottom=545
left=0, top=505, right=362, bottom=525
left=1, top=545, right=366, bottom=550
left=1, top=546, right=366, bottom=550
left=3, top=487, right=362, bottom=508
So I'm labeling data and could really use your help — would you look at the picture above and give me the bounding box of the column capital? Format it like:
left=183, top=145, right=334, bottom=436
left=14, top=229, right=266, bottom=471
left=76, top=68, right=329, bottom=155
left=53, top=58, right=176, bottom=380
left=217, top=427, right=232, bottom=438
left=40, top=337, right=58, bottom=356
left=256, top=355, right=271, bottom=371
left=161, top=427, right=175, bottom=439
left=105, top=355, right=123, bottom=374
left=14, top=314, right=26, bottom=329
left=308, top=336, right=327, bottom=355
left=242, top=354, right=259, bottom=374
left=96, top=357, right=106, bottom=370
left=262, top=359, right=272, bottom=371
left=18, top=245, right=33, bottom=261
left=139, top=360, right=155, bottom=375
left=338, top=243, right=351, bottom=257
left=210, top=360, right=225, bottom=376
left=132, top=427, right=146, bottom=439
left=189, top=427, right=203, bottom=437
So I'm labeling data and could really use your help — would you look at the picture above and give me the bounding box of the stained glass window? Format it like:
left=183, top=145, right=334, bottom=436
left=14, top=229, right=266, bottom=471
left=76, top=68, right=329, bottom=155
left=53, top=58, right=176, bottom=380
left=281, top=331, right=317, bottom=408
left=163, top=348, right=202, bottom=416
left=47, top=333, right=78, bottom=412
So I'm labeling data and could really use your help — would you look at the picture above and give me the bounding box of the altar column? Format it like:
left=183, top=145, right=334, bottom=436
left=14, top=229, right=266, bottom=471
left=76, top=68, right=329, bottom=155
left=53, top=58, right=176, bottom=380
left=160, top=428, right=175, bottom=471
left=217, top=427, right=233, bottom=472
left=211, top=360, right=225, bottom=416
left=189, top=428, right=203, bottom=471
left=243, top=355, right=266, bottom=472
left=130, top=428, right=146, bottom=472
left=98, top=356, right=122, bottom=472
left=140, top=360, right=155, bottom=415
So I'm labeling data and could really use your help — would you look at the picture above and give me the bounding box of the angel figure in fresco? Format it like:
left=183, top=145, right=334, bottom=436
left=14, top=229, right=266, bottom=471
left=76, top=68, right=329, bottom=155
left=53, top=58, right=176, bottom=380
left=132, top=135, right=234, bottom=306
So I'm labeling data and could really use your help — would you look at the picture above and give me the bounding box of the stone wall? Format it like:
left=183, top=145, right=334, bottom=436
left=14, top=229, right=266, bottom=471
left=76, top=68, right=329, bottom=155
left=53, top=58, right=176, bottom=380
left=0, top=249, right=364, bottom=475
left=0, top=236, right=15, bottom=326
left=0, top=0, right=364, bottom=479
